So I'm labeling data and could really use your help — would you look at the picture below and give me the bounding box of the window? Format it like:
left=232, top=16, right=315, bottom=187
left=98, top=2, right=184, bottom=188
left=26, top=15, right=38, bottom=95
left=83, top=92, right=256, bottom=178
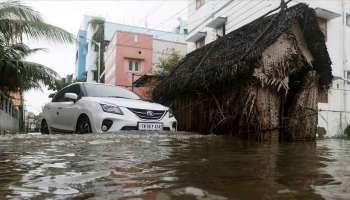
left=216, top=23, right=226, bottom=38
left=0, top=95, right=3, bottom=110
left=184, top=28, right=188, bottom=35
left=196, top=0, right=205, bottom=9
left=84, top=84, right=140, bottom=100
left=128, top=59, right=140, bottom=71
left=195, top=37, right=205, bottom=49
left=317, top=17, right=327, bottom=41
left=52, top=85, right=80, bottom=102
left=52, top=88, right=66, bottom=102
left=347, top=71, right=350, bottom=85
left=93, top=70, right=98, bottom=82
left=66, top=84, right=82, bottom=98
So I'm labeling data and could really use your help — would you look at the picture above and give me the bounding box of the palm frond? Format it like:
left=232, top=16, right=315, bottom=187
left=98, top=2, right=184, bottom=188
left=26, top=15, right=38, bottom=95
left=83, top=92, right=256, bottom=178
left=0, top=18, right=75, bottom=43
left=0, top=59, right=59, bottom=91
left=0, top=0, right=42, bottom=22
left=3, top=43, right=46, bottom=59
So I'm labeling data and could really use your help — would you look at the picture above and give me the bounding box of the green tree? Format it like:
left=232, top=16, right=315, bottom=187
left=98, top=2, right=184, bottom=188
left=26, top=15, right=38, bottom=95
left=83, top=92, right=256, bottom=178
left=89, top=18, right=105, bottom=82
left=0, top=0, right=74, bottom=92
left=155, top=49, right=182, bottom=77
left=0, top=0, right=74, bottom=131
left=147, top=50, right=182, bottom=98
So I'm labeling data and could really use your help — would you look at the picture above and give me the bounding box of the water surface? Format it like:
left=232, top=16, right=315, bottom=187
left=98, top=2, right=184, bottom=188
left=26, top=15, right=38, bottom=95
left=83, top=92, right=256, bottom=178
left=0, top=132, right=349, bottom=199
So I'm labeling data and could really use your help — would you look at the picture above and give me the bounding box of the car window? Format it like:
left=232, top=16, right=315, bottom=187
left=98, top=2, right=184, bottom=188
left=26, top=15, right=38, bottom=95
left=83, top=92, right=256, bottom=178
left=84, top=84, right=140, bottom=100
left=52, top=86, right=77, bottom=102
left=52, top=88, right=66, bottom=102
left=66, top=84, right=82, bottom=98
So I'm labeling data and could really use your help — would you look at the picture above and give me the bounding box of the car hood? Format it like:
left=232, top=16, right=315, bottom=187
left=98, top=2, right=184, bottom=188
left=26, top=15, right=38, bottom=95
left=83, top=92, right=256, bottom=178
left=84, top=97, right=168, bottom=110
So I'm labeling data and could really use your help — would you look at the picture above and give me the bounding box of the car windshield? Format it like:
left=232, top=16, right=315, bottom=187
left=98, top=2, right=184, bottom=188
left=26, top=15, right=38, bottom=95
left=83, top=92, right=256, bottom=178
left=84, top=84, right=141, bottom=100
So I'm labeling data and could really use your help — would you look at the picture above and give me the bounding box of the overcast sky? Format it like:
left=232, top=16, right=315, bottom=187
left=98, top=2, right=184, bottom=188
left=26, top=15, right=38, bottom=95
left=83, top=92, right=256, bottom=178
left=23, top=0, right=188, bottom=114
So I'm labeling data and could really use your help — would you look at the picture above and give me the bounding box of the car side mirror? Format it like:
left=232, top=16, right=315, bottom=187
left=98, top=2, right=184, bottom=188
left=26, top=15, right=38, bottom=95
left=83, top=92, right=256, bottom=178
left=48, top=93, right=55, bottom=98
left=64, top=93, right=78, bottom=102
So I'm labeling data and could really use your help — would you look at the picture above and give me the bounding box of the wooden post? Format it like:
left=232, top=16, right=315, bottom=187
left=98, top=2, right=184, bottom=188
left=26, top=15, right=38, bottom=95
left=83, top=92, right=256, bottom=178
left=131, top=73, right=135, bottom=92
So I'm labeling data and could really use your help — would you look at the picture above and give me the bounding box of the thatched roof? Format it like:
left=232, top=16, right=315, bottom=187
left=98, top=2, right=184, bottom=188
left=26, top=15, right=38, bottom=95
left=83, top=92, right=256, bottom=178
left=153, top=3, right=332, bottom=102
left=133, top=75, right=163, bottom=87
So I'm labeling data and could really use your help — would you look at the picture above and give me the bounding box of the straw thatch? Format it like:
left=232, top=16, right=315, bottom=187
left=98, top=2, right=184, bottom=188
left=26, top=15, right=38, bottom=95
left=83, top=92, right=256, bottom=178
left=153, top=3, right=332, bottom=141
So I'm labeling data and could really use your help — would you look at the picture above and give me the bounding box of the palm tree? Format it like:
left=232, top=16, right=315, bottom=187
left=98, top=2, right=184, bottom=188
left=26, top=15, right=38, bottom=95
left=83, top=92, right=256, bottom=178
left=0, top=0, right=74, bottom=92
left=0, top=0, right=74, bottom=131
left=0, top=42, right=58, bottom=92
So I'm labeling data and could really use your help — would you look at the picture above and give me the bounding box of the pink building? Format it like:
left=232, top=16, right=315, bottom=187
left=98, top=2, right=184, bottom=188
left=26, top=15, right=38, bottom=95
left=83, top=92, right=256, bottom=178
left=104, top=31, right=153, bottom=97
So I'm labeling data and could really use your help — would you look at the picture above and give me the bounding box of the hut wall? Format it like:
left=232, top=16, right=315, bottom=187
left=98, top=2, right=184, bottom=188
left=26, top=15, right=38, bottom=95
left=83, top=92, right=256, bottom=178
left=285, top=71, right=318, bottom=141
left=255, top=87, right=281, bottom=142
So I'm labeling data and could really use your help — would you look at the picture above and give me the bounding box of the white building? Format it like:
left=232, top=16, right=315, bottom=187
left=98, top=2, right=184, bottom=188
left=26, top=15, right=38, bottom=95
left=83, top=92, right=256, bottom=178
left=187, top=0, right=350, bottom=137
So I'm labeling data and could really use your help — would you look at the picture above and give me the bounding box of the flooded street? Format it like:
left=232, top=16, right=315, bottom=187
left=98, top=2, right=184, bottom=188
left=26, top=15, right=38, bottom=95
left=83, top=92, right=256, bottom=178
left=0, top=132, right=349, bottom=200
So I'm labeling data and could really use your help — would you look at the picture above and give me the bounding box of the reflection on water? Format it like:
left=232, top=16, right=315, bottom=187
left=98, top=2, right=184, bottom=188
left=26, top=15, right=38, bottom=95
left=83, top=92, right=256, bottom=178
left=0, top=132, right=349, bottom=199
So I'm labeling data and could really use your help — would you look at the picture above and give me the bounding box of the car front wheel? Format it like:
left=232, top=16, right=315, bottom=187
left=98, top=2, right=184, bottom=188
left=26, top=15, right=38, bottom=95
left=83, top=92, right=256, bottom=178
left=41, top=120, right=50, bottom=134
left=76, top=115, right=92, bottom=134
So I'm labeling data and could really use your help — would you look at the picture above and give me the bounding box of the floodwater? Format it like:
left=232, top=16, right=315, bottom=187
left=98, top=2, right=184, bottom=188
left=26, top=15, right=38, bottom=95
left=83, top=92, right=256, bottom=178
left=0, top=132, right=349, bottom=200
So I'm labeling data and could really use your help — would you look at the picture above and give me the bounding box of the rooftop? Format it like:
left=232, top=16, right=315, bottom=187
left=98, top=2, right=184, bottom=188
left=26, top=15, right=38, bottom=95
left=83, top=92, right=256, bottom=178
left=81, top=15, right=186, bottom=43
left=153, top=3, right=332, bottom=102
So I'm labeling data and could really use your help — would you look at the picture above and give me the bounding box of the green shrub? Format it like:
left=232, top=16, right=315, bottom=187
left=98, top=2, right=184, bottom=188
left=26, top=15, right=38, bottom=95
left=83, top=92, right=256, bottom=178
left=344, top=125, right=350, bottom=137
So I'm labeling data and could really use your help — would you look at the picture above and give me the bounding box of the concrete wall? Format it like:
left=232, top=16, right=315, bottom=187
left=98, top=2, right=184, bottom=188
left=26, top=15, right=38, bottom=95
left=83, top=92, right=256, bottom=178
left=104, top=32, right=118, bottom=85
left=75, top=30, right=87, bottom=81
left=187, top=0, right=350, bottom=137
left=0, top=110, right=19, bottom=134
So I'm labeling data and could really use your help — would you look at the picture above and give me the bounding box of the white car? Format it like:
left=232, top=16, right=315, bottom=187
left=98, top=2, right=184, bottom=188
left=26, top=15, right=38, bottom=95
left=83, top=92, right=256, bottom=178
left=41, top=83, right=177, bottom=134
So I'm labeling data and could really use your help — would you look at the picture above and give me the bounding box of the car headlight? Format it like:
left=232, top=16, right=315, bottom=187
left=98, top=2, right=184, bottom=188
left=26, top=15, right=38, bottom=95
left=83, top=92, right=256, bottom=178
left=168, top=108, right=174, bottom=118
left=100, top=104, right=123, bottom=115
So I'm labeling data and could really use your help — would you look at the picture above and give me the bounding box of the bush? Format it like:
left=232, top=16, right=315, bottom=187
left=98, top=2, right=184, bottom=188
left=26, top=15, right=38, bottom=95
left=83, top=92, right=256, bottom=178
left=344, top=125, right=350, bottom=137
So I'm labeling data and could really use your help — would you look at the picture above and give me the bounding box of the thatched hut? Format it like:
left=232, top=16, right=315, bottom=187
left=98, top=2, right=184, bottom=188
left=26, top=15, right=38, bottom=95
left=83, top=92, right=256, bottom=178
left=153, top=3, right=332, bottom=142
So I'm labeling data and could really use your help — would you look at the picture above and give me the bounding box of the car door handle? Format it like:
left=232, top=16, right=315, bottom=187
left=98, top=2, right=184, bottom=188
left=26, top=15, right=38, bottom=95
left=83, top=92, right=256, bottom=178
left=58, top=107, right=62, bottom=110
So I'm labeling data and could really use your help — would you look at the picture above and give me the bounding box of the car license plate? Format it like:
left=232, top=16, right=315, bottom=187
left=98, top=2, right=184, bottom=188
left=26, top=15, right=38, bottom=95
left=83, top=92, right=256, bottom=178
left=138, top=122, right=163, bottom=131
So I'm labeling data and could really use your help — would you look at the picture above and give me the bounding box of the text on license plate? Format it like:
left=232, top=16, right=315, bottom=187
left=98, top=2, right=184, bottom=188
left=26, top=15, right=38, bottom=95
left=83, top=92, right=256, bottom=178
left=138, top=123, right=163, bottom=130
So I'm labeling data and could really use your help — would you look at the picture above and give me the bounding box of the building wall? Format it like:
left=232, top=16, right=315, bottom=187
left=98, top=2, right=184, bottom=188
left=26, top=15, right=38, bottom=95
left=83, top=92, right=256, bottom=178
left=104, top=32, right=118, bottom=85
left=105, top=31, right=153, bottom=97
left=75, top=30, right=87, bottom=81
left=187, top=0, right=350, bottom=137
left=0, top=94, right=19, bottom=134
left=0, top=110, right=19, bottom=134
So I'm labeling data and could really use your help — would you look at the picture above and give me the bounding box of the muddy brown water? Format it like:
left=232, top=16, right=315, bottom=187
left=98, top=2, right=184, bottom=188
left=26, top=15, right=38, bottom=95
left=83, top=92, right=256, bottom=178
left=0, top=132, right=349, bottom=200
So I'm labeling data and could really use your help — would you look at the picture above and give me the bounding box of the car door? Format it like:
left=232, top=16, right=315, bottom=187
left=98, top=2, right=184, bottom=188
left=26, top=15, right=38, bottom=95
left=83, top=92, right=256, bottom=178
left=56, top=84, right=81, bottom=132
left=47, top=88, right=67, bottom=131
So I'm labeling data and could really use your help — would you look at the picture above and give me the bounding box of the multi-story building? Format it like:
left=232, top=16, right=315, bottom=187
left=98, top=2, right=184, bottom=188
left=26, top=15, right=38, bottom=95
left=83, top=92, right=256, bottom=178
left=75, top=16, right=187, bottom=83
left=187, top=0, right=350, bottom=137
left=104, top=31, right=153, bottom=96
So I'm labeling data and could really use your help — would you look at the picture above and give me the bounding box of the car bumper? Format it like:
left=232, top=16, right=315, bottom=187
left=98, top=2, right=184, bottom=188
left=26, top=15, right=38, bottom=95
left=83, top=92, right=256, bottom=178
left=90, top=108, right=177, bottom=133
